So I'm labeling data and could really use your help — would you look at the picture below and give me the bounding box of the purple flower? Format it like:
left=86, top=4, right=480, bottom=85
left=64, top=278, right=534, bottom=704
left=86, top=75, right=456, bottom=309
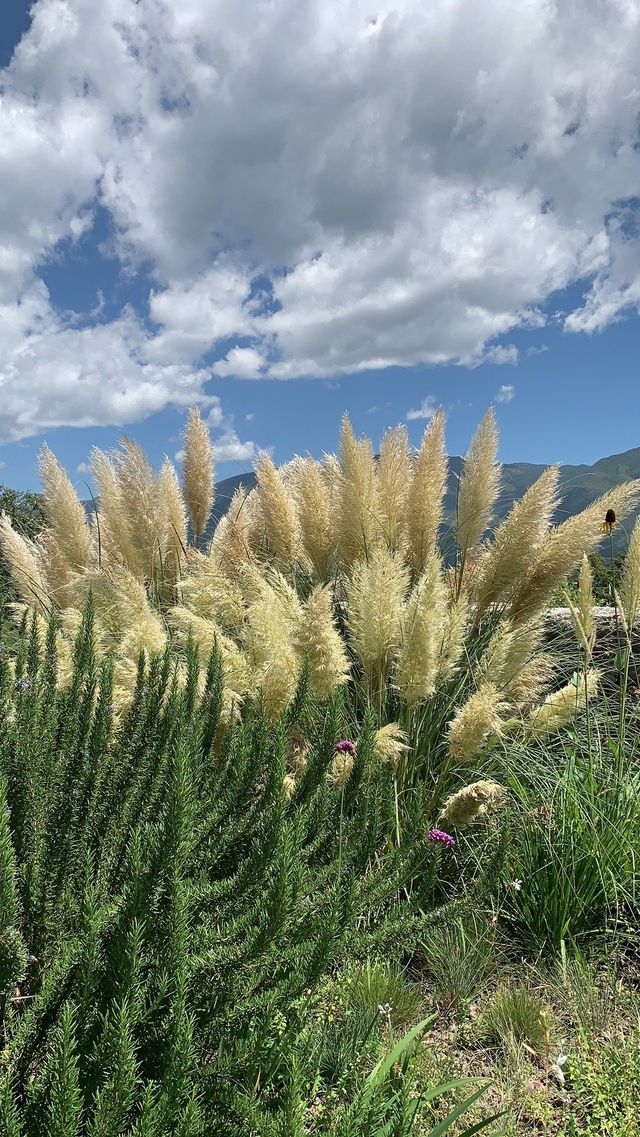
left=428, top=828, right=456, bottom=847
left=16, top=676, right=33, bottom=691
left=334, top=739, right=356, bottom=756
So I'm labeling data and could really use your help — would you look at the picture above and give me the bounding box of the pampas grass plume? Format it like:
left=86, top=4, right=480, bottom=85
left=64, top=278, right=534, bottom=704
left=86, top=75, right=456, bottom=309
left=298, top=584, right=350, bottom=700
left=183, top=406, right=214, bottom=542
left=528, top=670, right=599, bottom=736
left=377, top=425, right=411, bottom=551
left=373, top=723, right=410, bottom=771
left=440, top=779, right=506, bottom=827
left=620, top=518, right=640, bottom=629
left=456, top=408, right=501, bottom=567
left=337, top=414, right=380, bottom=567
left=38, top=445, right=94, bottom=592
left=395, top=552, right=447, bottom=705
left=406, top=409, right=447, bottom=575
left=346, top=546, right=408, bottom=684
left=447, top=682, right=506, bottom=762
left=0, top=515, right=48, bottom=611
left=255, top=452, right=299, bottom=569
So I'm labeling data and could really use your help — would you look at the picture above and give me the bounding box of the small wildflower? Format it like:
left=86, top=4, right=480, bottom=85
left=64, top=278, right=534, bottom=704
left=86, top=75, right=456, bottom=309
left=140, top=685, right=149, bottom=696
left=106, top=703, right=117, bottom=713
left=377, top=1002, right=392, bottom=1018
left=512, top=878, right=523, bottom=892
left=428, top=827, right=456, bottom=847
left=600, top=507, right=617, bottom=533
left=334, top=739, right=356, bottom=755
left=16, top=676, right=33, bottom=691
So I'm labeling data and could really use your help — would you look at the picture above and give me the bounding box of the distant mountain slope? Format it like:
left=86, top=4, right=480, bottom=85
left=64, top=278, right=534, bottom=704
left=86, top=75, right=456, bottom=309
left=210, top=446, right=640, bottom=550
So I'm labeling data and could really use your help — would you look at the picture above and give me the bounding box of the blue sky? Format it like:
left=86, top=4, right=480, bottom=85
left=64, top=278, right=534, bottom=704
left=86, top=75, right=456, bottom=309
left=1, top=0, right=640, bottom=494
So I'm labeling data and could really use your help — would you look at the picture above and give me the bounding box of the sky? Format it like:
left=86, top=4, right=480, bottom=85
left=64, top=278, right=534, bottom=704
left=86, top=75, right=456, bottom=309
left=1, top=0, right=640, bottom=494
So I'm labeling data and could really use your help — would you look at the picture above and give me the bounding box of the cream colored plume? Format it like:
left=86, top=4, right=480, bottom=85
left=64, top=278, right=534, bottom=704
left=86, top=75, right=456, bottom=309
left=178, top=550, right=245, bottom=633
left=38, top=445, right=94, bottom=601
left=243, top=571, right=303, bottom=720
left=509, top=480, right=640, bottom=625
left=620, top=518, right=640, bottom=629
left=254, top=452, right=299, bottom=569
left=373, top=723, right=410, bottom=771
left=169, top=606, right=251, bottom=699
left=405, top=410, right=447, bottom=575
left=0, top=515, right=49, bottom=611
left=565, top=555, right=596, bottom=659
left=345, top=546, right=408, bottom=684
left=446, top=682, right=506, bottom=762
left=211, top=485, right=253, bottom=576
left=456, top=408, right=501, bottom=569
left=528, top=670, right=599, bottom=737
left=112, top=439, right=167, bottom=581
left=477, top=618, right=553, bottom=707
left=437, top=594, right=469, bottom=683
left=337, top=414, right=380, bottom=568
left=395, top=553, right=447, bottom=706
left=440, top=779, right=506, bottom=827
left=183, top=406, right=214, bottom=542
left=377, top=425, right=411, bottom=552
left=328, top=751, right=354, bottom=788
left=298, top=585, right=350, bottom=700
left=90, top=448, right=138, bottom=574
left=472, top=465, right=560, bottom=616
left=295, top=459, right=335, bottom=579
left=159, top=458, right=187, bottom=584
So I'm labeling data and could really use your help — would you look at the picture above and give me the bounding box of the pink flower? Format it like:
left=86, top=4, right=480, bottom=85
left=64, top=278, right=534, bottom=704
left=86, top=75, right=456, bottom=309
left=334, top=739, right=356, bottom=756
left=428, top=828, right=455, bottom=847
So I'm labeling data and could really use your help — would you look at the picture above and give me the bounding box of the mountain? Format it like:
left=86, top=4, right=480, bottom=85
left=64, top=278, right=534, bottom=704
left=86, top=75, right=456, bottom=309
left=211, top=446, right=640, bottom=550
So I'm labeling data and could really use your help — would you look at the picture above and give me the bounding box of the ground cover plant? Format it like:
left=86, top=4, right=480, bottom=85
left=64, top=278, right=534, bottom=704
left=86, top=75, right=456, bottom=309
left=1, top=406, right=640, bottom=1133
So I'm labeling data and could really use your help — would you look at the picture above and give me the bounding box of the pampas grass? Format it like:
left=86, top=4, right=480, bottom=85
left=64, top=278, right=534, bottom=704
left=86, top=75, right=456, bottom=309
left=395, top=553, right=447, bottom=706
left=346, top=546, right=408, bottom=686
left=183, top=406, right=214, bottom=542
left=456, top=408, right=501, bottom=574
left=337, top=414, right=380, bottom=568
left=38, top=444, right=94, bottom=599
left=406, top=409, right=447, bottom=576
left=254, top=452, right=299, bottom=569
left=298, top=584, right=350, bottom=700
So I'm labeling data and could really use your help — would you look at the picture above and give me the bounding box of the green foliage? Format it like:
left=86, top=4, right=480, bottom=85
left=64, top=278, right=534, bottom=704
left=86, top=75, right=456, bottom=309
left=0, top=610, right=501, bottom=1135
left=500, top=726, right=640, bottom=952
left=565, top=1026, right=640, bottom=1136
left=419, top=914, right=498, bottom=1014
left=483, top=987, right=552, bottom=1058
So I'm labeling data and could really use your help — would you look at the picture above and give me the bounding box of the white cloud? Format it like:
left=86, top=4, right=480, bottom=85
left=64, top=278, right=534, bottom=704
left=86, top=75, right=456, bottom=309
left=407, top=396, right=438, bottom=421
left=212, top=430, right=259, bottom=463
left=245, top=412, right=255, bottom=422
left=0, top=0, right=639, bottom=437
left=495, top=384, right=515, bottom=403
left=76, top=460, right=91, bottom=473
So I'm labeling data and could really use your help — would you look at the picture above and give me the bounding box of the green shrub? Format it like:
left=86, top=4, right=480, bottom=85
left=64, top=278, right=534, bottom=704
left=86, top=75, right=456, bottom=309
left=483, top=986, right=552, bottom=1058
left=419, top=913, right=498, bottom=1014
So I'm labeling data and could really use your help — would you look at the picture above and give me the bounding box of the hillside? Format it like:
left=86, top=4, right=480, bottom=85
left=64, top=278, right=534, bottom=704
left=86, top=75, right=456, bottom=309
left=210, top=445, right=640, bottom=550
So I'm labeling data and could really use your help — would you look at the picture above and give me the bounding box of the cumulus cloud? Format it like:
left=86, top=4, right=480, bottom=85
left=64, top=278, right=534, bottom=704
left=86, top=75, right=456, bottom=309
left=407, top=396, right=438, bottom=421
left=495, top=384, right=515, bottom=403
left=1, top=0, right=640, bottom=437
left=76, top=461, right=91, bottom=474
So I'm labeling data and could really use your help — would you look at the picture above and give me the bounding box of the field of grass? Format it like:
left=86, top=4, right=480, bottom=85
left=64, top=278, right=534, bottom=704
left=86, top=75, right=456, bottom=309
left=0, top=407, right=639, bottom=1134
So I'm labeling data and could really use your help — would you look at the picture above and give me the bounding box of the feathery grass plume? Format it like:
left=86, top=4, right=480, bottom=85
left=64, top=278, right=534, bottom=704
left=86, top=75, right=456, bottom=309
left=620, top=518, right=640, bottom=629
left=254, top=452, right=299, bottom=569
left=298, top=584, right=350, bottom=700
left=211, top=485, right=254, bottom=576
left=90, top=448, right=138, bottom=573
left=437, top=594, right=469, bottom=683
left=294, top=458, right=335, bottom=579
left=337, top=414, right=380, bottom=568
left=440, top=779, right=506, bottom=827
left=282, top=773, right=297, bottom=799
left=158, top=457, right=187, bottom=584
left=182, top=406, right=214, bottom=542
left=345, top=546, right=408, bottom=685
left=377, top=425, right=411, bottom=551
left=405, top=410, right=447, bottom=575
left=113, top=438, right=164, bottom=581
left=527, top=670, right=599, bottom=737
left=446, top=682, right=506, bottom=762
left=114, top=571, right=167, bottom=661
left=565, top=558, right=596, bottom=660
left=476, top=618, right=554, bottom=706
left=373, top=723, right=410, bottom=772
left=472, top=466, right=560, bottom=616
left=395, top=553, right=447, bottom=706
left=287, top=729, right=311, bottom=775
left=509, top=480, right=640, bottom=625
left=328, top=750, right=354, bottom=787
left=0, top=514, right=49, bottom=611
left=178, top=550, right=245, bottom=632
left=243, top=572, right=303, bottom=719
left=169, top=606, right=251, bottom=699
left=456, top=408, right=501, bottom=572
left=38, top=444, right=94, bottom=599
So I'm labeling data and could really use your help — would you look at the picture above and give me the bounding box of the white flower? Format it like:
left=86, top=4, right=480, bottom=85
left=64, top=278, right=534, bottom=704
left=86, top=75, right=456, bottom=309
left=512, top=879, right=523, bottom=891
